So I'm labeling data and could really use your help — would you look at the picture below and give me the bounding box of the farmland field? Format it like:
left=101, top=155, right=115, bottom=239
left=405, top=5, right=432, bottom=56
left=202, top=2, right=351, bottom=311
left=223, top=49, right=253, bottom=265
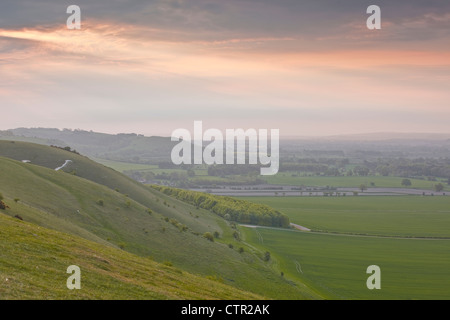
left=241, top=228, right=450, bottom=299
left=239, top=196, right=450, bottom=238
left=238, top=196, right=450, bottom=299
left=93, top=158, right=160, bottom=172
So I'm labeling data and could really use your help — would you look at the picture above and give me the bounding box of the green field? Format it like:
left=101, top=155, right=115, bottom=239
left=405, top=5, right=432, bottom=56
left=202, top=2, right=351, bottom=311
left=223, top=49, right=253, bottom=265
left=238, top=196, right=450, bottom=299
left=239, top=196, right=450, bottom=238
left=93, top=158, right=159, bottom=172
left=242, top=228, right=450, bottom=299
left=95, top=159, right=229, bottom=183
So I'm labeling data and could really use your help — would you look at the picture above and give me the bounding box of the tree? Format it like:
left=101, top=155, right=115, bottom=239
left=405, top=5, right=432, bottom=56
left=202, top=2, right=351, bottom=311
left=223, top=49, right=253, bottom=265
left=359, top=184, right=367, bottom=192
left=434, top=183, right=444, bottom=192
left=187, top=169, right=195, bottom=177
left=401, top=179, right=412, bottom=187
left=379, top=166, right=390, bottom=176
left=203, top=232, right=214, bottom=242
left=326, top=167, right=340, bottom=176
left=354, top=166, right=369, bottom=176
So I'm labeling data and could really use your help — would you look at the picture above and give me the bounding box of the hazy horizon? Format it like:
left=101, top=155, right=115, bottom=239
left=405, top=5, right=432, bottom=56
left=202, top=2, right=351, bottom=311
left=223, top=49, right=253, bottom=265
left=1, top=1, right=449, bottom=137
left=4, top=126, right=450, bottom=141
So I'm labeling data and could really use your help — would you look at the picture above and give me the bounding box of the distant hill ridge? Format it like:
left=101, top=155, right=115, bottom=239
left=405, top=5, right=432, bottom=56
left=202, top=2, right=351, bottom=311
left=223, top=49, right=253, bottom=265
left=2, top=128, right=450, bottom=165
left=307, top=132, right=450, bottom=141
left=1, top=128, right=176, bottom=163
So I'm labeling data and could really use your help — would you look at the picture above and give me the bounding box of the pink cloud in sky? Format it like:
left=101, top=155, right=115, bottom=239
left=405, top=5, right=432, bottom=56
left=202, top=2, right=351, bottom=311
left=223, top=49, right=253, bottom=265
left=0, top=18, right=449, bottom=136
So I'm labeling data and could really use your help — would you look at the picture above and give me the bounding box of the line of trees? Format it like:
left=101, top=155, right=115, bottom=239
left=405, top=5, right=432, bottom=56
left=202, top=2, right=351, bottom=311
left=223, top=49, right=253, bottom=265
left=152, top=186, right=290, bottom=228
left=207, top=164, right=260, bottom=177
left=279, top=158, right=450, bottom=180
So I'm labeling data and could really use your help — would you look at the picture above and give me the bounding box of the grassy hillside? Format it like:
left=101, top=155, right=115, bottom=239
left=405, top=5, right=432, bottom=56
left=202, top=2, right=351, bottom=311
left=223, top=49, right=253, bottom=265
left=0, top=213, right=263, bottom=300
left=0, top=141, right=317, bottom=299
left=0, top=140, right=163, bottom=197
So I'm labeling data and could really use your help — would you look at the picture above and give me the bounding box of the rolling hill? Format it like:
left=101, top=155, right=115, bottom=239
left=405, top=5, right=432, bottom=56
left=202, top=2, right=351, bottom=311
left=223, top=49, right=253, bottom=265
left=0, top=141, right=317, bottom=299
left=0, top=212, right=263, bottom=300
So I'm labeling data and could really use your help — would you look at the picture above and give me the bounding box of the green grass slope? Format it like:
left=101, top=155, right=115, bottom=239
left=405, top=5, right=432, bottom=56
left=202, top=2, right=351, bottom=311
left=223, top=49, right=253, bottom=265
left=0, top=213, right=263, bottom=300
left=0, top=141, right=212, bottom=234
left=0, top=141, right=316, bottom=299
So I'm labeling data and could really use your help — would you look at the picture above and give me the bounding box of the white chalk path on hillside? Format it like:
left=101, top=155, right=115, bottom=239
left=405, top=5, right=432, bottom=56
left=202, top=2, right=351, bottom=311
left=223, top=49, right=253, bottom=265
left=290, top=223, right=311, bottom=232
left=294, top=260, right=303, bottom=274
left=55, top=160, right=72, bottom=171
left=240, top=223, right=311, bottom=232
left=254, top=229, right=263, bottom=244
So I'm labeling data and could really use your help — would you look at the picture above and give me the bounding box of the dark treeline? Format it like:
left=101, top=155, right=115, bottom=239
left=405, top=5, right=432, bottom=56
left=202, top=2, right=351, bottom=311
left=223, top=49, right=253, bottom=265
left=152, top=185, right=291, bottom=228
left=157, top=162, right=196, bottom=169
left=207, top=164, right=261, bottom=176
left=279, top=158, right=450, bottom=180
left=282, top=157, right=350, bottom=166
left=280, top=163, right=329, bottom=173
left=50, top=145, right=80, bottom=155
left=371, top=158, right=450, bottom=178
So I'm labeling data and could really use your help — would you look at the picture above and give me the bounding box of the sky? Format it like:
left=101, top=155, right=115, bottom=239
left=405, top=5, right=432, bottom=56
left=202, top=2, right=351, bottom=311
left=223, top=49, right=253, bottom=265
left=0, top=0, right=449, bottom=137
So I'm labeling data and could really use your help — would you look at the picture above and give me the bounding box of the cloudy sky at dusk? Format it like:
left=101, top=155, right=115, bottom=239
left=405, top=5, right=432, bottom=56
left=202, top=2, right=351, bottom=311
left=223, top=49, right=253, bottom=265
left=0, top=0, right=449, bottom=137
